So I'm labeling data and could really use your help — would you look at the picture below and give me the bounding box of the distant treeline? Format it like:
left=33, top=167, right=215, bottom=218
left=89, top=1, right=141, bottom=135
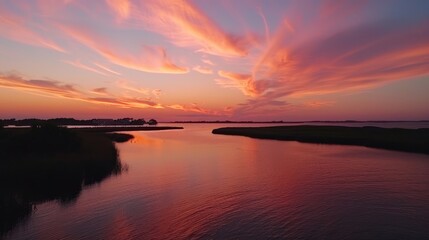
left=0, top=118, right=158, bottom=126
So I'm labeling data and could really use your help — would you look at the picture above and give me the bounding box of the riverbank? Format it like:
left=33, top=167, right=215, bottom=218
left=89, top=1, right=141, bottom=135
left=212, top=125, right=429, bottom=155
left=0, top=125, right=182, bottom=236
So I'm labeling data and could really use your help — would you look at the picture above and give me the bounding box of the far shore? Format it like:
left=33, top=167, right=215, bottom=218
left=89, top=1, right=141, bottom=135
left=212, top=125, right=429, bottom=155
left=74, top=126, right=183, bottom=132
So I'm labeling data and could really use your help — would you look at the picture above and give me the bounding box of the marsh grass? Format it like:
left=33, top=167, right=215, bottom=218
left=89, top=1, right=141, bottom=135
left=0, top=125, right=127, bottom=236
left=212, top=125, right=429, bottom=155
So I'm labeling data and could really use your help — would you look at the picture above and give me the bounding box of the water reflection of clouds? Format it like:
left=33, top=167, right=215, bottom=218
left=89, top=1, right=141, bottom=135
left=128, top=134, right=164, bottom=148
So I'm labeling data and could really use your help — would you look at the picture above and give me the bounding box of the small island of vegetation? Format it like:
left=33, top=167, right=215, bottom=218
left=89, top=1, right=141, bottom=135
left=212, top=125, right=429, bottom=155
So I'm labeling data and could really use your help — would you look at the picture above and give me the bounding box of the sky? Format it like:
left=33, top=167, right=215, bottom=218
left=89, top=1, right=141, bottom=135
left=1, top=0, right=429, bottom=121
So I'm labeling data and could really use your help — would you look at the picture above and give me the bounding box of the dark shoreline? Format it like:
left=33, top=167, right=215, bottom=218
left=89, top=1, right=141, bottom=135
left=0, top=125, right=182, bottom=236
left=212, top=125, right=429, bottom=155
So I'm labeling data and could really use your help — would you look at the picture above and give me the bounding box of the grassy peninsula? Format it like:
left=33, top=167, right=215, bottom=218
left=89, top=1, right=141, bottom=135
left=0, top=125, right=127, bottom=235
left=0, top=124, right=182, bottom=236
left=212, top=125, right=429, bottom=155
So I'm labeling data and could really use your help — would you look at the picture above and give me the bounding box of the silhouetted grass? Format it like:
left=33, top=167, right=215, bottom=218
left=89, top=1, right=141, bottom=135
left=105, top=133, right=135, bottom=143
left=0, top=125, right=130, bottom=236
left=212, top=125, right=429, bottom=155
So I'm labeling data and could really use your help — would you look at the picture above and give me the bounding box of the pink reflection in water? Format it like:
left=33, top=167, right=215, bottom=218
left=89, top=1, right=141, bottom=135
left=7, top=124, right=429, bottom=239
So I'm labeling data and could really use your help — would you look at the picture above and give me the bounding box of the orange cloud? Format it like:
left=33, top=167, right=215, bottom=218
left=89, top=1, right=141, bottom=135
left=57, top=24, right=188, bottom=74
left=0, top=7, right=65, bottom=52
left=216, top=71, right=260, bottom=97
left=229, top=5, right=429, bottom=116
left=0, top=74, right=80, bottom=98
left=252, top=19, right=429, bottom=99
left=0, top=73, right=227, bottom=116
left=109, top=0, right=250, bottom=57
left=167, top=103, right=225, bottom=116
left=0, top=73, right=161, bottom=109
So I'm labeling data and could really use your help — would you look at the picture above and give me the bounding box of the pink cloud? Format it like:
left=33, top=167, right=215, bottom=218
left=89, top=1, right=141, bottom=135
left=253, top=19, right=429, bottom=99
left=202, top=59, right=215, bottom=66
left=106, top=0, right=131, bottom=19
left=215, top=71, right=259, bottom=97
left=0, top=7, right=65, bottom=52
left=0, top=73, right=161, bottom=109
left=0, top=74, right=78, bottom=97
left=193, top=66, right=213, bottom=75
left=57, top=23, right=188, bottom=74
left=107, top=0, right=251, bottom=57
left=227, top=3, right=429, bottom=116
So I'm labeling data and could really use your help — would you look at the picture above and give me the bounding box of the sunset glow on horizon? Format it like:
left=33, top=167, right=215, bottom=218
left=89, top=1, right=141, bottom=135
left=1, top=0, right=429, bottom=121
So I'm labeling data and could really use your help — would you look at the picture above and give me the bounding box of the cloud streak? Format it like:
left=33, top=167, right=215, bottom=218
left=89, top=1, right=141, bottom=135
left=193, top=66, right=213, bottom=75
left=64, top=60, right=109, bottom=76
left=58, top=23, right=188, bottom=74
left=1, top=1, right=429, bottom=120
left=0, top=6, right=65, bottom=52
left=0, top=73, right=161, bottom=109
left=223, top=1, right=429, bottom=116
left=107, top=0, right=251, bottom=57
left=0, top=73, right=225, bottom=115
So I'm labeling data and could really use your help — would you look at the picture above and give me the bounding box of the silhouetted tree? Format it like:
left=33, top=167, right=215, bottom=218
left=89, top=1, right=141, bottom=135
left=131, top=119, right=146, bottom=125
left=147, top=119, right=158, bottom=125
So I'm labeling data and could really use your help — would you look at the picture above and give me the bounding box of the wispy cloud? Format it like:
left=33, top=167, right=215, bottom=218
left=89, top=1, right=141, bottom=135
left=167, top=103, right=226, bottom=116
left=91, top=87, right=108, bottom=95
left=215, top=70, right=279, bottom=97
left=193, top=66, right=213, bottom=75
left=63, top=60, right=109, bottom=76
left=202, top=59, right=215, bottom=66
left=251, top=19, right=429, bottom=99
left=107, top=0, right=251, bottom=57
left=225, top=2, right=429, bottom=116
left=57, top=23, right=188, bottom=74
left=0, top=7, right=65, bottom=52
left=106, top=0, right=131, bottom=19
left=0, top=73, right=160, bottom=109
left=0, top=73, right=226, bottom=115
left=116, top=80, right=151, bottom=95
left=93, top=62, right=121, bottom=76
left=0, top=73, right=82, bottom=103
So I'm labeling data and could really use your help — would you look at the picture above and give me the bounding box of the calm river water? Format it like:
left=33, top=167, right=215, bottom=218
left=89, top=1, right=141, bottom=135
left=6, top=123, right=429, bottom=239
